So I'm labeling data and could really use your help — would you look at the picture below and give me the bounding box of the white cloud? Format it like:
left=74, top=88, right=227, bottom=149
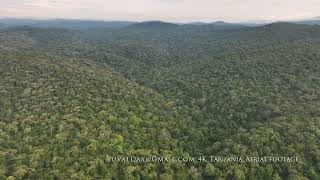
left=0, top=0, right=319, bottom=22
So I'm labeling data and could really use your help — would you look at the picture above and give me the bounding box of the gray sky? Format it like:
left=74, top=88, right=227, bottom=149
left=0, top=0, right=319, bottom=23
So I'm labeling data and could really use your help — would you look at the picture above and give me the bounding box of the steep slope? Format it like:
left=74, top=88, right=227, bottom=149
left=0, top=50, right=193, bottom=179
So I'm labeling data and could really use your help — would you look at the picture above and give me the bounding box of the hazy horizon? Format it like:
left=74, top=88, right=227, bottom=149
left=0, top=0, right=320, bottom=23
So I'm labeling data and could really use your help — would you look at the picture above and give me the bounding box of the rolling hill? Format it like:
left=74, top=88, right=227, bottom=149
left=0, top=21, right=320, bottom=179
left=0, top=50, right=195, bottom=179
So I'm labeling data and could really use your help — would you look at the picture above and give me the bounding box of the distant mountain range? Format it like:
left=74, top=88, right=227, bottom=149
left=0, top=17, right=319, bottom=30
left=292, top=18, right=320, bottom=25
left=0, top=18, right=135, bottom=29
left=125, top=21, right=179, bottom=30
left=294, top=20, right=320, bottom=25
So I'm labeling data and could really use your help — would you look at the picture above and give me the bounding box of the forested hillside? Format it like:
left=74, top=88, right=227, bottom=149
left=0, top=21, right=320, bottom=179
left=0, top=50, right=196, bottom=179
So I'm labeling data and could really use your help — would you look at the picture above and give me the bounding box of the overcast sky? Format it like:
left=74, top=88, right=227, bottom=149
left=0, top=0, right=319, bottom=23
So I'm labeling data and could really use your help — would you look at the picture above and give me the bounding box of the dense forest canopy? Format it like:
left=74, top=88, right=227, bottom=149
left=0, top=20, right=320, bottom=179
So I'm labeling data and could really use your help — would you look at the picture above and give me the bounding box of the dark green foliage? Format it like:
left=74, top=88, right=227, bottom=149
left=0, top=51, right=191, bottom=179
left=0, top=22, right=320, bottom=179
